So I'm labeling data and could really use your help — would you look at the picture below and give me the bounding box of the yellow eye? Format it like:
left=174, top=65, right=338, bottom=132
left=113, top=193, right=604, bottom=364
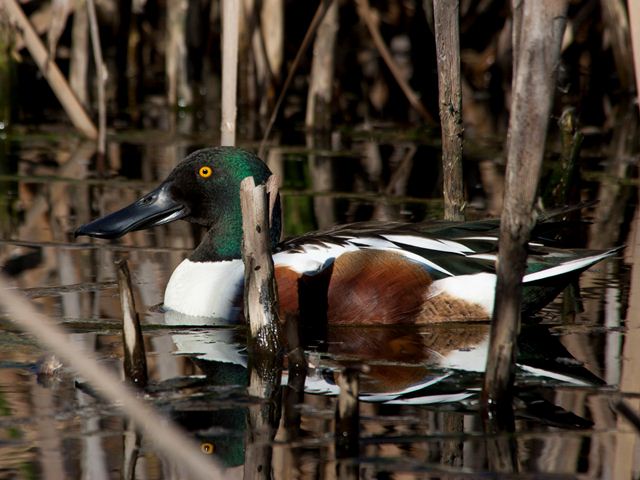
left=200, top=442, right=215, bottom=454
left=198, top=166, right=212, bottom=178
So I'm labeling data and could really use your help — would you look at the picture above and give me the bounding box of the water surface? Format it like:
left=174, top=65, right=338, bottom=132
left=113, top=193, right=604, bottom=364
left=0, top=130, right=637, bottom=479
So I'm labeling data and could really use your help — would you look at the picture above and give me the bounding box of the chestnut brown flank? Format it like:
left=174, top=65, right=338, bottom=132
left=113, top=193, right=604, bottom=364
left=327, top=250, right=433, bottom=325
left=275, top=266, right=300, bottom=320
left=275, top=250, right=490, bottom=325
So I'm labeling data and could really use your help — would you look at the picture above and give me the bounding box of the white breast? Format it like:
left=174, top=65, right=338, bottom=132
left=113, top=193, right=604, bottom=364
left=163, top=258, right=244, bottom=318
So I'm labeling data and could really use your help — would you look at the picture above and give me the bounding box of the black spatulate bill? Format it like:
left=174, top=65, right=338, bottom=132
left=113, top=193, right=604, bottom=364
left=74, top=183, right=188, bottom=240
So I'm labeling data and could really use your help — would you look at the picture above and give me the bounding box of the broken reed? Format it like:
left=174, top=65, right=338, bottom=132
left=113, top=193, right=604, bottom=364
left=240, top=175, right=282, bottom=358
left=116, top=257, right=148, bottom=388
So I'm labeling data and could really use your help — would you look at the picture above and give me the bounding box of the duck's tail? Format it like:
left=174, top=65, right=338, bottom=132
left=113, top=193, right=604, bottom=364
left=521, top=245, right=623, bottom=315
left=523, top=245, right=623, bottom=284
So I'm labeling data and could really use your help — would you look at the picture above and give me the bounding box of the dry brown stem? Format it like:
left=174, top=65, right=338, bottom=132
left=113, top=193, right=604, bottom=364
left=482, top=0, right=568, bottom=424
left=433, top=0, right=465, bottom=220
left=2, top=0, right=97, bottom=139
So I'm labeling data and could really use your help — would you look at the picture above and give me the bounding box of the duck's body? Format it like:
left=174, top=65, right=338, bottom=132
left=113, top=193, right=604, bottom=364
left=162, top=235, right=496, bottom=321
left=162, top=222, right=615, bottom=323
left=76, top=147, right=619, bottom=325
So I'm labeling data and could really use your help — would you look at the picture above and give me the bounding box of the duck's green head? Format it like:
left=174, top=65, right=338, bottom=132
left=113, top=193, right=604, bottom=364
left=75, top=147, right=281, bottom=260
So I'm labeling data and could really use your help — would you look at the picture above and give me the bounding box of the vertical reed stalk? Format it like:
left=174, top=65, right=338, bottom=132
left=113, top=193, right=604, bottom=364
left=70, top=0, right=89, bottom=107
left=2, top=0, right=97, bottom=139
left=221, top=0, right=240, bottom=146
left=86, top=0, right=106, bottom=154
left=433, top=0, right=465, bottom=221
left=628, top=0, right=640, bottom=107
left=262, top=0, right=283, bottom=83
left=482, top=0, right=568, bottom=426
left=166, top=0, right=191, bottom=110
left=601, top=0, right=633, bottom=91
left=0, top=13, right=12, bottom=130
left=306, top=0, right=338, bottom=131
left=245, top=0, right=282, bottom=119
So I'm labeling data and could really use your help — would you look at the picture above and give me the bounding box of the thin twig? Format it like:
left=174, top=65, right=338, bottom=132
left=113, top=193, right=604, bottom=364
left=355, top=0, right=435, bottom=125
left=259, top=0, right=333, bottom=157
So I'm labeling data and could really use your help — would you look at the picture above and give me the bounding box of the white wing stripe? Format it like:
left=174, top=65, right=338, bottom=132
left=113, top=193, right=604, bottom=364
left=381, top=234, right=474, bottom=254
left=523, top=251, right=613, bottom=283
left=458, top=236, right=498, bottom=242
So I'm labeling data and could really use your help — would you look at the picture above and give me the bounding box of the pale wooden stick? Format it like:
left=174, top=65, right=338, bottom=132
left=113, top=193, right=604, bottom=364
left=2, top=0, right=98, bottom=139
left=221, top=0, right=240, bottom=146
left=0, top=274, right=223, bottom=479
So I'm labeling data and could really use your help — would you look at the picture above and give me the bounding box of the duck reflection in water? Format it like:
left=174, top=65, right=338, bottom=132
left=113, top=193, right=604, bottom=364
left=164, top=307, right=600, bottom=426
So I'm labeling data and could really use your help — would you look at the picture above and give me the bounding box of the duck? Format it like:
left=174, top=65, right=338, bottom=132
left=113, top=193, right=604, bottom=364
left=75, top=147, right=620, bottom=324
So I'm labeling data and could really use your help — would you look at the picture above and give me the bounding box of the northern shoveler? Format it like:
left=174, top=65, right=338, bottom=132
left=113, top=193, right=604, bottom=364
left=75, top=147, right=620, bottom=324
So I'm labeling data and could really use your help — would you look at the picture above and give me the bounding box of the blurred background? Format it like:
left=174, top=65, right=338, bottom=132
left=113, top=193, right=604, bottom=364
left=0, top=0, right=638, bottom=478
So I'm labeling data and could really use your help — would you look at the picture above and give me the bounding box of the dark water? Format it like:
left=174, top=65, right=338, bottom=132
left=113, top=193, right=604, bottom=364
left=0, top=129, right=637, bottom=479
